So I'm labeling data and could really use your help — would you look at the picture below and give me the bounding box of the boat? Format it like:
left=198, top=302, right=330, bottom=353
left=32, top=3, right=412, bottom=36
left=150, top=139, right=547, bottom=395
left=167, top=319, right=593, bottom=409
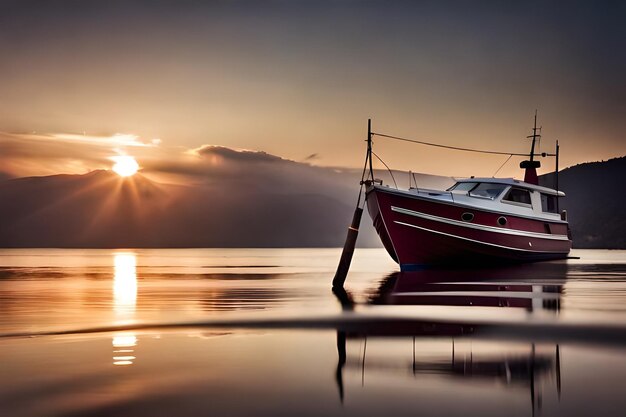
left=362, top=115, right=572, bottom=270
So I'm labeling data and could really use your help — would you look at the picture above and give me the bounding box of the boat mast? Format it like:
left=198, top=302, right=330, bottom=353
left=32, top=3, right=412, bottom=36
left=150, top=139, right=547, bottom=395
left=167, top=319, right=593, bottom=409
left=520, top=111, right=542, bottom=185
left=528, top=110, right=540, bottom=162
left=367, top=118, right=374, bottom=181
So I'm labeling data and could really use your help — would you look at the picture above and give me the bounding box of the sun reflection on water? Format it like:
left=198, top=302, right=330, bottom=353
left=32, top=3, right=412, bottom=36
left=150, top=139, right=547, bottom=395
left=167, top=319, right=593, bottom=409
left=112, top=252, right=138, bottom=366
left=113, top=252, right=137, bottom=317
left=112, top=333, right=138, bottom=366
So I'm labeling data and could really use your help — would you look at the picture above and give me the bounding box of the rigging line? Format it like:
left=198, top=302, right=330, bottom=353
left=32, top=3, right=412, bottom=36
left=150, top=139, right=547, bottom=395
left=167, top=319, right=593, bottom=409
left=372, top=151, right=398, bottom=189
left=492, top=154, right=514, bottom=177
left=371, top=132, right=541, bottom=157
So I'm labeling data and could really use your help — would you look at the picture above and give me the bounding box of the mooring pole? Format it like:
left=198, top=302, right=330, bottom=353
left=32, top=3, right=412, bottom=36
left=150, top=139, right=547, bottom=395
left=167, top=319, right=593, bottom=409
left=332, top=119, right=371, bottom=289
left=332, top=207, right=363, bottom=288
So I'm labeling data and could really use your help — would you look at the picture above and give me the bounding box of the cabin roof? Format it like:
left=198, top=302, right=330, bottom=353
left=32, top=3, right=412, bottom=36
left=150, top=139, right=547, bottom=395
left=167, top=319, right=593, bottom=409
left=455, top=177, right=565, bottom=196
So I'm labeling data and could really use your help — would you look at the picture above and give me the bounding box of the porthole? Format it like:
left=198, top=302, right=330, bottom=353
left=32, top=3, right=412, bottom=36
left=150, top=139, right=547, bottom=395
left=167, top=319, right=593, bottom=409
left=461, top=212, right=474, bottom=222
left=497, top=216, right=507, bottom=226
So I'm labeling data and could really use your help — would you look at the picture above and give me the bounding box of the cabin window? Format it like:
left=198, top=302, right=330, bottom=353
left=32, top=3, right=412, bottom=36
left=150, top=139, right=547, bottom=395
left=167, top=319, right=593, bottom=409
left=468, top=183, right=508, bottom=200
left=448, top=182, right=478, bottom=192
left=502, top=188, right=532, bottom=205
left=541, top=193, right=558, bottom=213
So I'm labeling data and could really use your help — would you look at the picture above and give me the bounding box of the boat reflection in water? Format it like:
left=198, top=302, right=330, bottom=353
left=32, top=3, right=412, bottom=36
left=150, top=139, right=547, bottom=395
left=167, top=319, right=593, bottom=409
left=335, top=263, right=567, bottom=414
left=369, top=263, right=565, bottom=312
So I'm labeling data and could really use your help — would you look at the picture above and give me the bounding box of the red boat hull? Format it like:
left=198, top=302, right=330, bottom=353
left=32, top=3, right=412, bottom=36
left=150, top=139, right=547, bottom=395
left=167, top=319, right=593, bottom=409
left=366, top=186, right=571, bottom=269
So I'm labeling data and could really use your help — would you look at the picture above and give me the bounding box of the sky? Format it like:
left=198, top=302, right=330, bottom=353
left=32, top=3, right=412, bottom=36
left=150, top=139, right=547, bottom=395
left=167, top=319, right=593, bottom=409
left=1, top=0, right=624, bottom=182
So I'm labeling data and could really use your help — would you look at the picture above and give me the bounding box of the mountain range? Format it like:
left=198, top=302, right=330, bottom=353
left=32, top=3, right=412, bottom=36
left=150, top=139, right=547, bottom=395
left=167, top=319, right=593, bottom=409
left=539, top=156, right=625, bottom=249
left=0, top=170, right=359, bottom=248
left=0, top=155, right=623, bottom=249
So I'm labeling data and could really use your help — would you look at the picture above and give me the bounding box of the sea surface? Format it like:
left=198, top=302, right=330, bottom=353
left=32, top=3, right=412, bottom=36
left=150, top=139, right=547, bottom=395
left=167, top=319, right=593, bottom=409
left=0, top=248, right=625, bottom=417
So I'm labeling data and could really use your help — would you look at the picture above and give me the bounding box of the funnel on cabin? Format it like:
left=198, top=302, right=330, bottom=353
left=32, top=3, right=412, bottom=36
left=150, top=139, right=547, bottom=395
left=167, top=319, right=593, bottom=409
left=520, top=159, right=541, bottom=185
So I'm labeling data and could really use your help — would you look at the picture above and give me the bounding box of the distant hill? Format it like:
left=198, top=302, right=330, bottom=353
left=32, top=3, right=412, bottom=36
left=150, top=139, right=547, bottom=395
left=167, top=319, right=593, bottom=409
left=540, top=156, right=626, bottom=249
left=0, top=164, right=449, bottom=248
left=0, top=170, right=355, bottom=248
left=3, top=155, right=620, bottom=249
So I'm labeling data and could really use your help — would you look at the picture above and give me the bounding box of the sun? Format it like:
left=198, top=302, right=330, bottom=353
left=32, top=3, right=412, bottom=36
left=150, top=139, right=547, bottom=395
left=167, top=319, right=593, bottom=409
left=112, top=156, right=139, bottom=177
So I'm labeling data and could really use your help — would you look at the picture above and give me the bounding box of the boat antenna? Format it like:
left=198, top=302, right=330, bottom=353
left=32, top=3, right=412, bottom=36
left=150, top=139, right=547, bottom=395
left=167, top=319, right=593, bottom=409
left=555, top=140, right=560, bottom=211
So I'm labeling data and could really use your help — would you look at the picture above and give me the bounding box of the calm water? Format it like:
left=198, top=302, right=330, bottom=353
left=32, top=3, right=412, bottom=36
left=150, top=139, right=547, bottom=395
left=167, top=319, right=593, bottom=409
left=1, top=248, right=625, bottom=417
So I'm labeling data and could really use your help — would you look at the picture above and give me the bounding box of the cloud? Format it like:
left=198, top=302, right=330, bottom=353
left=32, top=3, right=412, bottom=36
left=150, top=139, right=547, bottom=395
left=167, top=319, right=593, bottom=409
left=48, top=133, right=155, bottom=147
left=144, top=144, right=341, bottom=192
left=0, top=131, right=160, bottom=178
left=190, top=145, right=286, bottom=163
left=0, top=133, right=109, bottom=177
left=0, top=129, right=338, bottom=191
left=0, top=132, right=452, bottom=198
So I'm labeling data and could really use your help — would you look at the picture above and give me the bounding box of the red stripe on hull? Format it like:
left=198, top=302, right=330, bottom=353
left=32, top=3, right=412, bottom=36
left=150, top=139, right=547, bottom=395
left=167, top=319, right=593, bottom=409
left=366, top=187, right=571, bottom=267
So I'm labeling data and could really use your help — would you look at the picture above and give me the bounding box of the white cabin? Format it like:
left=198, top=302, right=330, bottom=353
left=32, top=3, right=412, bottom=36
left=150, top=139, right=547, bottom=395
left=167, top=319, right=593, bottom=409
left=403, top=177, right=565, bottom=222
